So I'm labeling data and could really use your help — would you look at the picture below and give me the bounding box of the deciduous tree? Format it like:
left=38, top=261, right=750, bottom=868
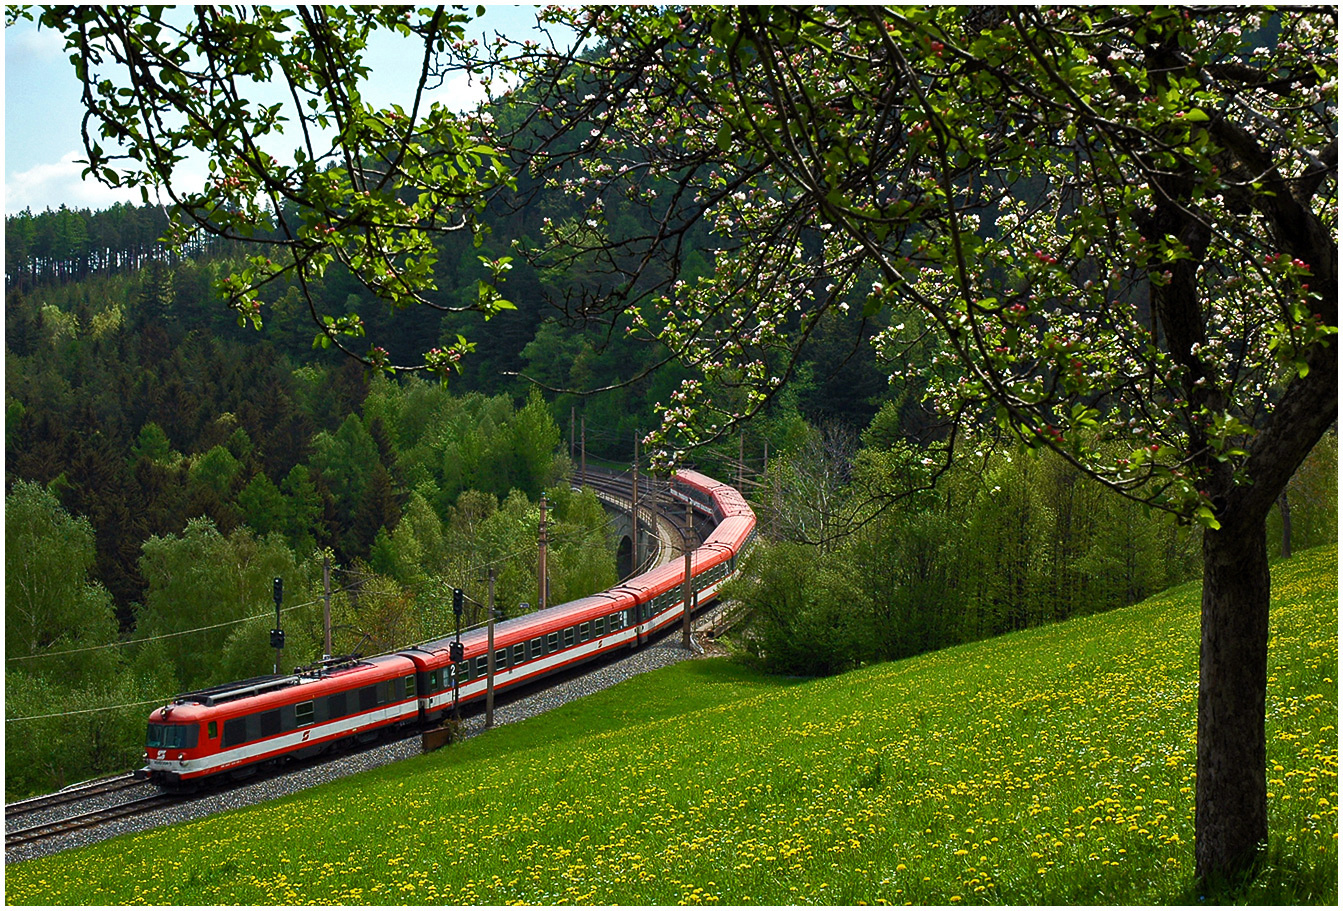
left=498, top=6, right=1335, bottom=880
left=5, top=480, right=120, bottom=679
left=136, top=518, right=308, bottom=688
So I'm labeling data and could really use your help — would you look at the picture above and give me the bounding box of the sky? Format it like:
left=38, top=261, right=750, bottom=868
left=3, top=5, right=559, bottom=216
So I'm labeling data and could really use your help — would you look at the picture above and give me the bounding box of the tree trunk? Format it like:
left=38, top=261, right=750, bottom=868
left=1195, top=518, right=1270, bottom=880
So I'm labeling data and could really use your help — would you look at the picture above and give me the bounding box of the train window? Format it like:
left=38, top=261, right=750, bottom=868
left=296, top=702, right=314, bottom=727
left=328, top=692, right=347, bottom=719
left=530, top=637, right=542, bottom=658
left=260, top=710, right=281, bottom=737
left=547, top=632, right=560, bottom=652
left=404, top=675, right=416, bottom=698
left=610, top=612, right=623, bottom=630
left=495, top=648, right=508, bottom=669
left=594, top=616, right=605, bottom=636
left=223, top=717, right=246, bottom=748
left=430, top=670, right=440, bottom=691
left=455, top=661, right=469, bottom=682
left=474, top=656, right=489, bottom=678
left=512, top=644, right=525, bottom=664
left=148, top=722, right=201, bottom=750
left=563, top=627, right=575, bottom=648
left=359, top=686, right=378, bottom=711
left=207, top=721, right=218, bottom=740
left=579, top=622, right=590, bottom=641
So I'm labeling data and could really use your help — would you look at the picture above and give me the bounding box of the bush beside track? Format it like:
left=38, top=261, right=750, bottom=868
left=5, top=547, right=1336, bottom=905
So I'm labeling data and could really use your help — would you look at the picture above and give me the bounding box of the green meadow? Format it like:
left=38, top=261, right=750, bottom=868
left=6, top=546, right=1336, bottom=905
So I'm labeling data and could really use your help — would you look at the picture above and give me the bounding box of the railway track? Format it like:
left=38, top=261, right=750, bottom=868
left=577, top=468, right=704, bottom=567
left=579, top=468, right=742, bottom=649
left=5, top=793, right=182, bottom=849
left=7, top=470, right=727, bottom=861
left=6, top=631, right=697, bottom=861
left=5, top=630, right=669, bottom=857
left=4, top=728, right=409, bottom=857
left=5, top=774, right=142, bottom=821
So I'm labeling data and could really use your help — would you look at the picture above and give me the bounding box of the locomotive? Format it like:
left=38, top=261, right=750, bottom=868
left=136, top=470, right=756, bottom=788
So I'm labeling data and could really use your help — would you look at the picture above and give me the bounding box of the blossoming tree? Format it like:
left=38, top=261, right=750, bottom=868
left=23, top=2, right=1335, bottom=883
left=497, top=5, right=1336, bottom=880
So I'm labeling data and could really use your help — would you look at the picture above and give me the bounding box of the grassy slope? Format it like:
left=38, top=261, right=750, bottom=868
left=5, top=546, right=1336, bottom=905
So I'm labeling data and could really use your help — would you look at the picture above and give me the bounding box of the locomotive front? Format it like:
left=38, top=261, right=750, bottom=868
left=136, top=702, right=214, bottom=788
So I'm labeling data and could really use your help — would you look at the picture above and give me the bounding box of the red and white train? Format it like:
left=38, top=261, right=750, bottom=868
left=136, top=470, right=755, bottom=788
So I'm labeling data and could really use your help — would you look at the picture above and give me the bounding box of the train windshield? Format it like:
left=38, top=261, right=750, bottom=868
left=147, top=722, right=199, bottom=749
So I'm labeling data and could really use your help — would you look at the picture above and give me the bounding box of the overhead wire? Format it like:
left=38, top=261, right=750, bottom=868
left=7, top=698, right=172, bottom=723
left=4, top=594, right=337, bottom=663
left=6, top=472, right=691, bottom=724
left=7, top=532, right=560, bottom=667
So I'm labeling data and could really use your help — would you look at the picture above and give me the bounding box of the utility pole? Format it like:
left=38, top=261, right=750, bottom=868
left=271, top=577, right=285, bottom=674
left=581, top=415, right=587, bottom=487
left=773, top=468, right=781, bottom=540
left=739, top=431, right=745, bottom=490
left=322, top=556, right=332, bottom=659
left=486, top=568, right=497, bottom=729
left=632, top=430, right=640, bottom=573
left=682, top=499, right=693, bottom=650
left=451, top=588, right=464, bottom=722
left=538, top=493, right=549, bottom=611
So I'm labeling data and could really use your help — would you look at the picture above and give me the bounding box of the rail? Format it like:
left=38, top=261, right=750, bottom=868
left=6, top=794, right=182, bottom=850
left=4, top=774, right=140, bottom=821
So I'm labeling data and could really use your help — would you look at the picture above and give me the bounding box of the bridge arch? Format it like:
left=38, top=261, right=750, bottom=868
left=616, top=534, right=634, bottom=579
